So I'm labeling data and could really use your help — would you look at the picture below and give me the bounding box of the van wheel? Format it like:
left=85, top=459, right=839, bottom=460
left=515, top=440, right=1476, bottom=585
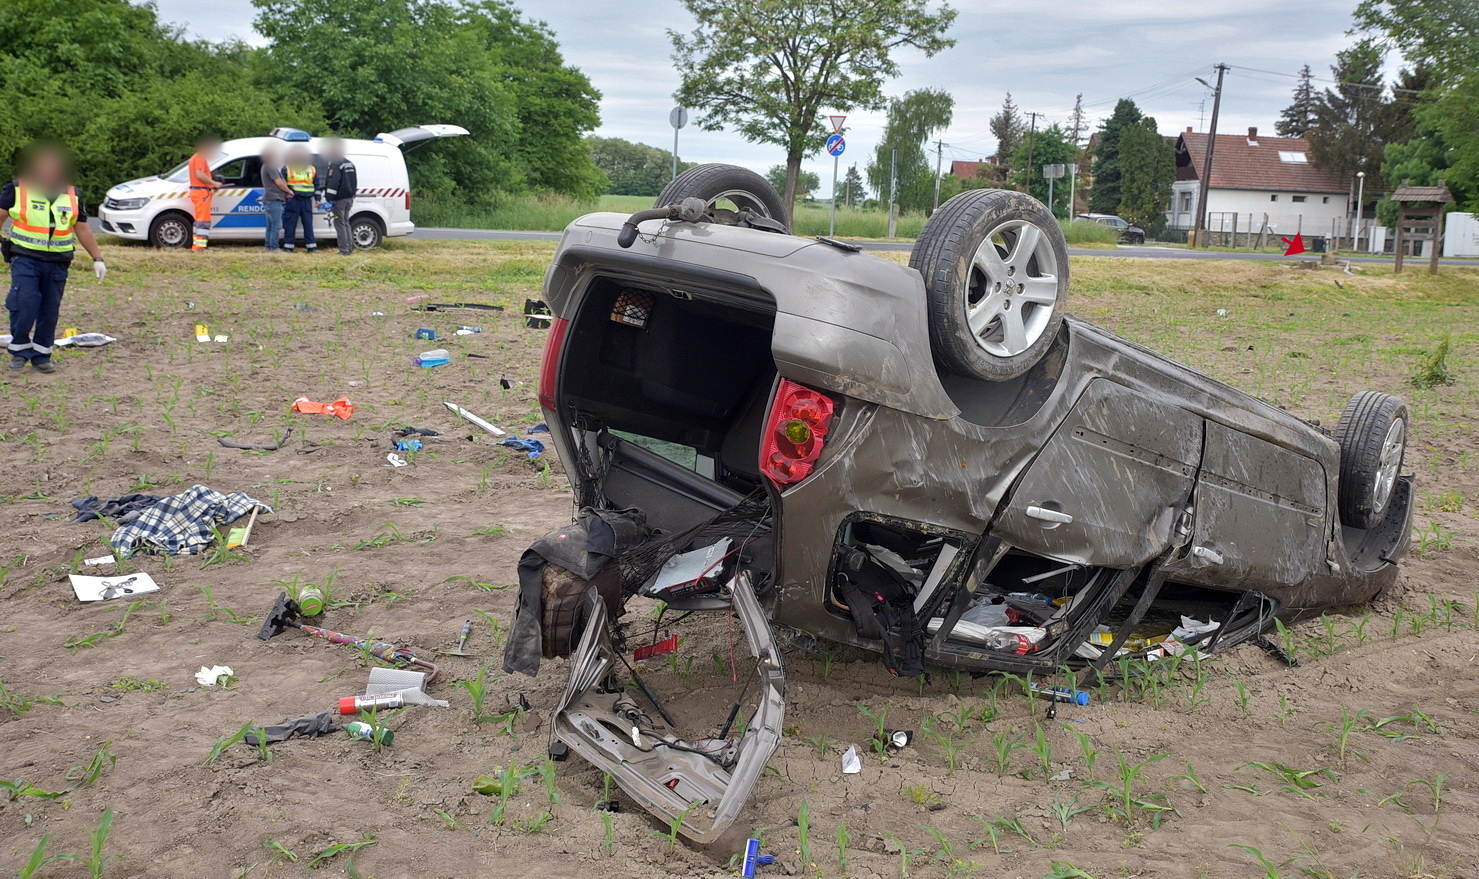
left=1335, top=391, right=1408, bottom=529
left=149, top=212, right=192, bottom=249
left=349, top=213, right=384, bottom=249
left=655, top=164, right=790, bottom=232
left=910, top=189, right=1069, bottom=381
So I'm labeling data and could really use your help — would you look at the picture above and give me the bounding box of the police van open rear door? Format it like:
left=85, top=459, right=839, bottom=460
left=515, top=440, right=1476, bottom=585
left=373, top=125, right=471, bottom=152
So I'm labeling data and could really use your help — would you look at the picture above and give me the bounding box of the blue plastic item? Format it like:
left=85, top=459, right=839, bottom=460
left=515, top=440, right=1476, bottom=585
left=395, top=439, right=423, bottom=452
left=1029, top=683, right=1090, bottom=705
left=415, top=328, right=437, bottom=340
left=741, top=838, right=774, bottom=878
left=414, top=348, right=450, bottom=368
left=498, top=437, right=544, bottom=459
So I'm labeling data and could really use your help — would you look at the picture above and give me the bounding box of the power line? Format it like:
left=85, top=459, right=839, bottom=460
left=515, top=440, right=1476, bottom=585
left=1227, top=64, right=1424, bottom=94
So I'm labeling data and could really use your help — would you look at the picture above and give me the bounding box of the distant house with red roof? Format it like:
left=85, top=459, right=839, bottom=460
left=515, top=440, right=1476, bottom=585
left=1170, top=127, right=1350, bottom=236
left=950, top=158, right=998, bottom=179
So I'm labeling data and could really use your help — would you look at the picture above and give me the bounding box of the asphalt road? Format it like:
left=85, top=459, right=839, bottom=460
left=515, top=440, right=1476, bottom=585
left=413, top=227, right=1479, bottom=266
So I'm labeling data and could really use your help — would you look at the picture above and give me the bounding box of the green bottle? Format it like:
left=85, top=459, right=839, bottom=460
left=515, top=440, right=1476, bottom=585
left=345, top=721, right=393, bottom=746
left=298, top=585, right=324, bottom=616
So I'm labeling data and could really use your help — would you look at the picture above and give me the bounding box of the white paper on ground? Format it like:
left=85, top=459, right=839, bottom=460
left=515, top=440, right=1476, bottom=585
left=364, top=667, right=448, bottom=707
left=84, top=555, right=117, bottom=566
left=841, top=745, right=861, bottom=774
left=196, top=665, right=234, bottom=686
left=69, top=572, right=160, bottom=602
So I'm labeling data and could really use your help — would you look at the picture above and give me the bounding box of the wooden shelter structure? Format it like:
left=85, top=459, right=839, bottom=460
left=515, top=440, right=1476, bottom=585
left=1390, top=179, right=1453, bottom=275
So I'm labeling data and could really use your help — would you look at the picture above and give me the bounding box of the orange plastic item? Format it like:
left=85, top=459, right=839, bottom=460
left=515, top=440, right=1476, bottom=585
left=292, top=396, right=355, bottom=420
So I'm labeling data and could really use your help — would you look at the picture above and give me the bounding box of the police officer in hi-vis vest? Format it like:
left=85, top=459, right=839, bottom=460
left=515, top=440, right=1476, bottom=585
left=281, top=145, right=320, bottom=253
left=2, top=141, right=106, bottom=373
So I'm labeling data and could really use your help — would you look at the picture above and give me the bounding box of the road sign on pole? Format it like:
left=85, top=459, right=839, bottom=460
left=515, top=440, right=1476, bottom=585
left=826, top=131, right=847, bottom=236
left=828, top=115, right=847, bottom=134
left=669, top=107, right=688, bottom=180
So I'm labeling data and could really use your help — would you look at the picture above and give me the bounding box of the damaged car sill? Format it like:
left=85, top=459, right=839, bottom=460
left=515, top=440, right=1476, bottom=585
left=550, top=572, right=785, bottom=844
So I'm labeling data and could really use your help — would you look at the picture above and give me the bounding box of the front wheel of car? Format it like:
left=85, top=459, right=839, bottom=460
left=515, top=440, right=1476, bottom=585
left=1335, top=391, right=1408, bottom=529
left=149, top=211, right=192, bottom=249
left=654, top=163, right=790, bottom=232
left=910, top=189, right=1069, bottom=381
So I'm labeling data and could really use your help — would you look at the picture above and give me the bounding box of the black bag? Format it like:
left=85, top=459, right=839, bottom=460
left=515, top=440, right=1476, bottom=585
left=834, top=547, right=926, bottom=677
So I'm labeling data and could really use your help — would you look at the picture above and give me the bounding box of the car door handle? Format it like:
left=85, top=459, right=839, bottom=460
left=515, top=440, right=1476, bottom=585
left=1026, top=505, right=1073, bottom=524
left=1191, top=545, right=1224, bottom=565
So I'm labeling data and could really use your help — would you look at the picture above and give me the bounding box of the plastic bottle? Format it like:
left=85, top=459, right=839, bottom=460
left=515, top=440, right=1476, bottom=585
left=1029, top=683, right=1091, bottom=705
left=297, top=585, right=324, bottom=617
left=980, top=626, right=1047, bottom=655
left=345, top=721, right=394, bottom=746
left=455, top=325, right=482, bottom=335
left=338, top=693, right=405, bottom=715
left=414, top=348, right=450, bottom=368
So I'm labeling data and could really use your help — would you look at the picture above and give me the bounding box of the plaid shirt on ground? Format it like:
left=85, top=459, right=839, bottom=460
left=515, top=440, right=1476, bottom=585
left=110, top=484, right=269, bottom=557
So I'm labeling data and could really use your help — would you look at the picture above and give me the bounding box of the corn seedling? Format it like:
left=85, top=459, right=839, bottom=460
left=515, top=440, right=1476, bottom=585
left=198, top=585, right=254, bottom=625
left=17, top=834, right=62, bottom=879
left=1229, top=842, right=1292, bottom=879
left=1232, top=679, right=1253, bottom=718
left=1031, top=723, right=1053, bottom=777
left=1091, top=750, right=1174, bottom=828
left=883, top=832, right=927, bottom=879
left=855, top=702, right=890, bottom=759
left=836, top=820, right=850, bottom=872
left=1316, top=706, right=1372, bottom=765
left=987, top=728, right=1025, bottom=777
left=650, top=802, right=698, bottom=857
left=457, top=664, right=499, bottom=721
left=57, top=808, right=119, bottom=879
left=1044, top=862, right=1100, bottom=879
left=796, top=798, right=814, bottom=870
left=540, top=758, right=562, bottom=805
left=1049, top=791, right=1094, bottom=831
left=926, top=725, right=966, bottom=773
left=206, top=721, right=255, bottom=764
left=264, top=840, right=298, bottom=864
left=64, top=599, right=144, bottom=650
left=1168, top=761, right=1207, bottom=794
left=803, top=732, right=836, bottom=758
left=922, top=824, right=978, bottom=877
left=1059, top=723, right=1099, bottom=779
left=1238, top=761, right=1336, bottom=798
left=305, top=833, right=376, bottom=869
left=599, top=810, right=616, bottom=854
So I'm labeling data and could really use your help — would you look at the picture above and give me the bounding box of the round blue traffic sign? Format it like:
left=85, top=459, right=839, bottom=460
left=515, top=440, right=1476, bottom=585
left=826, top=134, right=845, bottom=157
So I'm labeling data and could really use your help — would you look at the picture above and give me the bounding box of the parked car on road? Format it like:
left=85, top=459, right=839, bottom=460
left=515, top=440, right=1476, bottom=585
left=1077, top=212, right=1145, bottom=244
left=511, top=164, right=1413, bottom=842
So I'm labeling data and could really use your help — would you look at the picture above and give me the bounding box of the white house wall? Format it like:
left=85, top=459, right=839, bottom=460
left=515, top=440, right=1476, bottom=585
left=1169, top=181, right=1350, bottom=237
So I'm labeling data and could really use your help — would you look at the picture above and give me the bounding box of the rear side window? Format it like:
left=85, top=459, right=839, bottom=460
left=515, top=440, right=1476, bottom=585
left=611, top=430, right=699, bottom=471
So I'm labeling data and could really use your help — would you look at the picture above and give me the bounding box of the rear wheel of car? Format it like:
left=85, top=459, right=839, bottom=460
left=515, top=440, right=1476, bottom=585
left=654, top=163, right=790, bottom=232
left=1334, top=391, right=1408, bottom=529
left=149, top=211, right=192, bottom=248
left=349, top=213, right=384, bottom=249
left=910, top=189, right=1069, bottom=381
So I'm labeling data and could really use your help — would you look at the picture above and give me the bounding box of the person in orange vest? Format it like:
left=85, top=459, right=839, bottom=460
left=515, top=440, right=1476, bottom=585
left=187, top=133, right=222, bottom=251
left=2, top=141, right=106, bottom=373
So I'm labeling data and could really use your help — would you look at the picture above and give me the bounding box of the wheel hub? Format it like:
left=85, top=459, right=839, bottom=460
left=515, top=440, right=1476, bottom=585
left=1372, top=417, right=1405, bottom=515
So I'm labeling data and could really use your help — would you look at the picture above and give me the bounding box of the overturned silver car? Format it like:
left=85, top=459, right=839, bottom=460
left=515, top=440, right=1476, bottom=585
left=505, top=165, right=1413, bottom=842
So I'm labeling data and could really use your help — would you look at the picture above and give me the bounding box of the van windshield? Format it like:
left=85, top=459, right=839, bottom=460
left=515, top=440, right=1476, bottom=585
left=162, top=161, right=189, bottom=184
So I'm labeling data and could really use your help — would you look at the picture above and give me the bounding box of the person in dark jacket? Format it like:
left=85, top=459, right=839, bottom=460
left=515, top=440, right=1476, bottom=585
left=322, top=139, right=358, bottom=255
left=2, top=141, right=106, bottom=373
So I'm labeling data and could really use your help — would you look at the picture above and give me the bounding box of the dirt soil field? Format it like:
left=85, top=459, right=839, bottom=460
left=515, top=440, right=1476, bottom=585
left=1, top=241, right=1475, bottom=879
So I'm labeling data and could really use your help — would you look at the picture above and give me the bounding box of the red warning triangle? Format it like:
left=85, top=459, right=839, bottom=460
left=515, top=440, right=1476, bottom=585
left=1281, top=235, right=1305, bottom=256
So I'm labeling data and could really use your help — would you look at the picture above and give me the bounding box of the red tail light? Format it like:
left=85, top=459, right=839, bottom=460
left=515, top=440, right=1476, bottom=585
left=405, top=190, right=412, bottom=211
left=760, top=379, right=835, bottom=486
left=537, top=317, right=570, bottom=411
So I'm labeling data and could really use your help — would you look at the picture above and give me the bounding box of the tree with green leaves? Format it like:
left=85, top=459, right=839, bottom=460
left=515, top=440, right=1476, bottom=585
left=767, top=165, right=820, bottom=200
left=253, top=0, right=604, bottom=204
left=1087, top=99, right=1142, bottom=214
left=865, top=88, right=954, bottom=212
left=1307, top=42, right=1389, bottom=186
left=1276, top=65, right=1317, bottom=137
left=1066, top=94, right=1087, bottom=147
left=842, top=165, right=866, bottom=207
left=1008, top=123, right=1077, bottom=217
left=1355, top=1, right=1476, bottom=210
left=668, top=0, right=956, bottom=222
left=1116, top=117, right=1174, bottom=234
left=587, top=137, right=691, bottom=196
left=989, top=93, right=1025, bottom=169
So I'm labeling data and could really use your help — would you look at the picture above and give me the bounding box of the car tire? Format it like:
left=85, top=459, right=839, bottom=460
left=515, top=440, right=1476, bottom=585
left=1334, top=391, right=1408, bottom=529
left=149, top=211, right=193, bottom=249
left=909, top=189, right=1069, bottom=381
left=1128, top=233, right=1145, bottom=245
left=655, top=163, right=790, bottom=232
left=349, top=213, right=384, bottom=249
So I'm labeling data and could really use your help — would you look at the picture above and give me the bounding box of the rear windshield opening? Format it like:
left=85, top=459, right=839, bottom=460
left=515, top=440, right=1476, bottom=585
left=563, top=277, right=778, bottom=493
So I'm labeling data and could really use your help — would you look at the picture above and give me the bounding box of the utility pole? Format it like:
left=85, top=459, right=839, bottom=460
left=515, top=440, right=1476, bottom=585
left=933, top=140, right=944, bottom=210
left=1024, top=112, right=1040, bottom=194
left=887, top=148, right=898, bottom=238
left=1190, top=64, right=1227, bottom=249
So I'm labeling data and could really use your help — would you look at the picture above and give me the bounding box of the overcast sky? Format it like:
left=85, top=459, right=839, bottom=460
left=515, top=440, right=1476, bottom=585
left=153, top=0, right=1374, bottom=193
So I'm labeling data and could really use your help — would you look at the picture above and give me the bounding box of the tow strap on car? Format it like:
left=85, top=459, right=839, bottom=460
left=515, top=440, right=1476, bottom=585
left=834, top=547, right=926, bottom=677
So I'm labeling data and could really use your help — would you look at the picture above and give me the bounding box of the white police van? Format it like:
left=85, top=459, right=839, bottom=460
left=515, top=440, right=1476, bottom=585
left=97, top=125, right=467, bottom=249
